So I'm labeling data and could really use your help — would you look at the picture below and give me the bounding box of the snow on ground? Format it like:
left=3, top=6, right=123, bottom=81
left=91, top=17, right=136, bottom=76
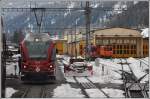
left=60, top=55, right=148, bottom=97
left=143, top=57, right=149, bottom=62
left=65, top=77, right=76, bottom=83
left=127, top=57, right=147, bottom=79
left=5, top=87, right=18, bottom=98
left=6, top=62, right=19, bottom=75
left=101, top=88, right=125, bottom=98
left=12, top=54, right=21, bottom=58
left=53, top=84, right=84, bottom=98
left=56, top=55, right=64, bottom=59
left=76, top=77, right=89, bottom=83
left=62, top=56, right=123, bottom=84
left=85, top=89, right=106, bottom=97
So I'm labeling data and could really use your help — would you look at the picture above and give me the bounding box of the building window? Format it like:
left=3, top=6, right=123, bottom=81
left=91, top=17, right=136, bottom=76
left=124, top=50, right=126, bottom=54
left=127, top=45, right=129, bottom=49
left=134, top=50, right=136, bottom=54
left=117, top=50, right=120, bottom=54
left=120, top=45, right=122, bottom=49
left=131, top=50, right=133, bottom=54
left=134, top=45, right=136, bottom=49
left=113, top=45, right=116, bottom=49
left=103, top=40, right=109, bottom=45
left=117, top=45, right=119, bottom=49
left=131, top=45, right=134, bottom=49
left=124, top=45, right=126, bottom=49
left=127, top=50, right=129, bottom=54
left=113, top=50, right=115, bottom=54
left=120, top=50, right=122, bottom=54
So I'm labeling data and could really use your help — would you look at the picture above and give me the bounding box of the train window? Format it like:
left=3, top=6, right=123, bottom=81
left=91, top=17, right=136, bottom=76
left=25, top=41, right=50, bottom=60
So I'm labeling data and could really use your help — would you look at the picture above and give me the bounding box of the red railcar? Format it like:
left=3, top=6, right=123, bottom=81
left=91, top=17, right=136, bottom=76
left=97, top=45, right=113, bottom=58
left=19, top=33, right=56, bottom=81
left=90, top=45, right=113, bottom=58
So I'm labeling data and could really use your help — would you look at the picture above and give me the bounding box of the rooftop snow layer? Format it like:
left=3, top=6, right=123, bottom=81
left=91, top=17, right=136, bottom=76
left=141, top=28, right=149, bottom=38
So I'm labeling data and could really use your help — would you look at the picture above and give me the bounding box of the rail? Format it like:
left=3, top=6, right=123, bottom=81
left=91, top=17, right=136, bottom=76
left=120, top=59, right=148, bottom=98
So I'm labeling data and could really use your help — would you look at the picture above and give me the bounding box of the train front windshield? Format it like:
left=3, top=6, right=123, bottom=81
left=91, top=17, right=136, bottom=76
left=25, top=41, right=50, bottom=60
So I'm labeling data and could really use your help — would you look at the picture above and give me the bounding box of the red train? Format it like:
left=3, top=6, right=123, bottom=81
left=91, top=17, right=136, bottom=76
left=19, top=33, right=56, bottom=82
left=90, top=45, right=113, bottom=58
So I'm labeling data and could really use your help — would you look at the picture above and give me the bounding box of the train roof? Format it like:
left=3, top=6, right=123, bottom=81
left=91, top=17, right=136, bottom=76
left=24, top=33, right=52, bottom=42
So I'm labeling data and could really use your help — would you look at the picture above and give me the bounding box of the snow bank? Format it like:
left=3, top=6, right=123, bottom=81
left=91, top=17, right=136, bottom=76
left=88, top=58, right=122, bottom=84
left=76, top=77, right=89, bottom=83
left=127, top=57, right=147, bottom=80
left=101, top=88, right=125, bottom=97
left=53, top=84, right=84, bottom=98
left=56, top=55, right=64, bottom=59
left=141, top=28, right=149, bottom=38
left=65, top=77, right=76, bottom=83
left=5, top=87, right=18, bottom=98
left=6, top=62, right=19, bottom=75
left=85, top=89, right=106, bottom=97
left=12, top=54, right=21, bottom=58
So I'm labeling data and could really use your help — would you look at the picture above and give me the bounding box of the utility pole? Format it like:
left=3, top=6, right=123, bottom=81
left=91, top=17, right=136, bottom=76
left=0, top=2, right=5, bottom=97
left=75, top=23, right=77, bottom=59
left=84, top=1, right=91, bottom=60
left=67, top=31, right=69, bottom=55
left=71, top=30, right=73, bottom=58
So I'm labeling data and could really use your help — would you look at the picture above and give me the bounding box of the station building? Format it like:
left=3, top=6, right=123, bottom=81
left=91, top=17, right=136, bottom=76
left=64, top=27, right=149, bottom=58
left=93, top=27, right=149, bottom=58
left=54, top=39, right=67, bottom=55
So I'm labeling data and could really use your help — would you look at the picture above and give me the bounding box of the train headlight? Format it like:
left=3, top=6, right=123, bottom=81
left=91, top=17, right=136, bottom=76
left=35, top=67, right=40, bottom=72
left=49, top=65, right=53, bottom=68
left=23, top=65, right=27, bottom=68
left=35, top=38, right=39, bottom=42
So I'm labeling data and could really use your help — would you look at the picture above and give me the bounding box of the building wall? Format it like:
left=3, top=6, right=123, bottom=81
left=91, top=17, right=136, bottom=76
left=143, top=38, right=149, bottom=57
left=94, top=36, right=141, bottom=58
left=55, top=40, right=67, bottom=55
left=65, top=28, right=148, bottom=58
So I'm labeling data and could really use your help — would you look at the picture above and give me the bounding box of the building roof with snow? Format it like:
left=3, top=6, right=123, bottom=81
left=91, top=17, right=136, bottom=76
left=141, top=28, right=149, bottom=38
left=93, top=27, right=142, bottom=37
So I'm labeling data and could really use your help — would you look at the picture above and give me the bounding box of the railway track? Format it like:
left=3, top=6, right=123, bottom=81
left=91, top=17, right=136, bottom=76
left=73, top=76, right=109, bottom=98
left=73, top=76, right=90, bottom=98
left=21, top=87, right=31, bottom=98
left=21, top=85, right=47, bottom=98
left=119, top=59, right=148, bottom=98
left=137, top=58, right=149, bottom=68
